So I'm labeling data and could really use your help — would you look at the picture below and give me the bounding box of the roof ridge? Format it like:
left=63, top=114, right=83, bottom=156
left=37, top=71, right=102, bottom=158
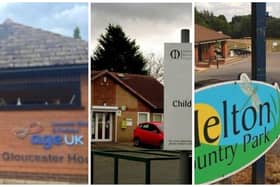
left=0, top=18, right=88, bottom=68
left=3, top=18, right=14, bottom=25
left=197, top=24, right=230, bottom=36
left=0, top=18, right=87, bottom=43
left=195, top=24, right=231, bottom=43
left=111, top=71, right=155, bottom=79
left=109, top=72, right=158, bottom=109
left=93, top=70, right=158, bottom=109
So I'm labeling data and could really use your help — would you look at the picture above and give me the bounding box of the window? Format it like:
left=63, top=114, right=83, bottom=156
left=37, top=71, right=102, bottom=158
left=0, top=77, right=82, bottom=110
left=140, top=123, right=150, bottom=131
left=153, top=113, right=163, bottom=122
left=137, top=112, right=150, bottom=124
left=148, top=124, right=159, bottom=133
left=140, top=123, right=159, bottom=133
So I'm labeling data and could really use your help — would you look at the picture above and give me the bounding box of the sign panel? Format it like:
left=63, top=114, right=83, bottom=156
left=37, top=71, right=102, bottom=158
left=164, top=43, right=192, bottom=150
left=0, top=117, right=88, bottom=176
left=195, top=73, right=280, bottom=184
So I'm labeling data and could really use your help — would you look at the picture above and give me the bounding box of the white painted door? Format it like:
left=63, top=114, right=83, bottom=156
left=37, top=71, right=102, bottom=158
left=92, top=112, right=113, bottom=142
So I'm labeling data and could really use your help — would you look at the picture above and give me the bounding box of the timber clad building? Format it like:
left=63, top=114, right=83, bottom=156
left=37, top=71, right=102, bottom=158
left=0, top=19, right=88, bottom=183
left=92, top=70, right=163, bottom=143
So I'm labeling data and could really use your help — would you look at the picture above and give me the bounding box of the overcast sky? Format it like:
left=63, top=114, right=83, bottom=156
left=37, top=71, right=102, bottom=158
left=0, top=3, right=88, bottom=40
left=91, top=3, right=192, bottom=58
left=196, top=2, right=280, bottom=22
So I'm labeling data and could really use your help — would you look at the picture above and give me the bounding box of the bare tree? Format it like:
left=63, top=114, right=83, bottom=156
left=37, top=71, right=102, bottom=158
left=145, top=53, right=164, bottom=84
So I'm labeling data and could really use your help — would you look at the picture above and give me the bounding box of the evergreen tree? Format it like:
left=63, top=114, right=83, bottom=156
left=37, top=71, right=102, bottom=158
left=92, top=24, right=147, bottom=74
left=230, top=15, right=251, bottom=38
left=196, top=8, right=280, bottom=39
left=73, top=26, right=81, bottom=39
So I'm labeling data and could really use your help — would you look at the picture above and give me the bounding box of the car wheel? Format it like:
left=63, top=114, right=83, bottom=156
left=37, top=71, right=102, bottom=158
left=134, top=138, right=140, bottom=147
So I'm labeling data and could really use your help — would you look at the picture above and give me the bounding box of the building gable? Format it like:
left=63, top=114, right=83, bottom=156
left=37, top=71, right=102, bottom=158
left=92, top=71, right=163, bottom=112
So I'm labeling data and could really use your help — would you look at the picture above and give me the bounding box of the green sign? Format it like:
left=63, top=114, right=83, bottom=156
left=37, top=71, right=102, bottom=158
left=195, top=73, right=280, bottom=184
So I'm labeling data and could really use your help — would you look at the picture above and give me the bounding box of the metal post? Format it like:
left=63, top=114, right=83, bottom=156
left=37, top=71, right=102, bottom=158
left=180, top=151, right=192, bottom=184
left=91, top=152, right=94, bottom=184
left=252, top=3, right=266, bottom=81
left=251, top=2, right=266, bottom=184
left=114, top=157, right=119, bottom=184
left=145, top=160, right=151, bottom=184
left=252, top=156, right=266, bottom=184
left=181, top=29, right=190, bottom=44
left=180, top=29, right=192, bottom=184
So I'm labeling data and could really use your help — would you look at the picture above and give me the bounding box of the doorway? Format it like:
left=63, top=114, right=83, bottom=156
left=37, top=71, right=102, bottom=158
left=92, top=112, right=113, bottom=142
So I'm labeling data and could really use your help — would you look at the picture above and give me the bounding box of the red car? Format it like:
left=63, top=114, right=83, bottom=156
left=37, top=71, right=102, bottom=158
left=133, top=122, right=164, bottom=148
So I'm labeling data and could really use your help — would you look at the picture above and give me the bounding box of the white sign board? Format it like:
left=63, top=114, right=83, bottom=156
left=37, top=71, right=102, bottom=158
left=164, top=43, right=192, bottom=150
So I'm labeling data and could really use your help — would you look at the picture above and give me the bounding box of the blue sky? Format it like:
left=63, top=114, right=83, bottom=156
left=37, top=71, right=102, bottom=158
left=0, top=3, right=88, bottom=41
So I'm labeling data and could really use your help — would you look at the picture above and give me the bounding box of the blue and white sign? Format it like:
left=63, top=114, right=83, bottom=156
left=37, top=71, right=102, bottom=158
left=195, top=73, right=280, bottom=184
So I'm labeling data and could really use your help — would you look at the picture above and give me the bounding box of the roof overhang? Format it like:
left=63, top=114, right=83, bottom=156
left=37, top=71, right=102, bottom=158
left=195, top=39, right=229, bottom=45
left=92, top=105, right=119, bottom=112
left=0, top=64, right=88, bottom=78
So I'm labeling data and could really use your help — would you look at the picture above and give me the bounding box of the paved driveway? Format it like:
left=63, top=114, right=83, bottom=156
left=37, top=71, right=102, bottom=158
left=196, top=52, right=280, bottom=83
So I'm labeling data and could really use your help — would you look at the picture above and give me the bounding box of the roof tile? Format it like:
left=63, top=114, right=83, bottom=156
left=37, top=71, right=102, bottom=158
left=93, top=70, right=164, bottom=111
left=0, top=19, right=88, bottom=69
left=195, top=24, right=230, bottom=44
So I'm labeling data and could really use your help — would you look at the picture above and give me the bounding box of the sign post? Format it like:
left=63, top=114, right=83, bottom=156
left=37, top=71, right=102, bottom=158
left=251, top=2, right=266, bottom=184
left=164, top=29, right=192, bottom=184
left=180, top=29, right=192, bottom=184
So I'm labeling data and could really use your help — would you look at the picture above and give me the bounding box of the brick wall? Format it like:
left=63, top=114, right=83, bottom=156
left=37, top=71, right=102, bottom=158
left=115, top=84, right=152, bottom=142
left=92, top=74, right=158, bottom=143
left=0, top=74, right=88, bottom=182
left=92, top=75, right=116, bottom=106
left=222, top=41, right=228, bottom=58
left=208, top=43, right=215, bottom=63
left=195, top=46, right=199, bottom=64
left=197, top=43, right=216, bottom=63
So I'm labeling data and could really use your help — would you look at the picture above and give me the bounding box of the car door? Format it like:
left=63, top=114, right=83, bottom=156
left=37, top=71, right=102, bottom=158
left=140, top=123, right=150, bottom=144
left=147, top=124, right=161, bottom=146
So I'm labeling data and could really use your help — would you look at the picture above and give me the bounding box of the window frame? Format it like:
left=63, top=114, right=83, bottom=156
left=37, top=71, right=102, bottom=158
left=152, top=113, right=163, bottom=122
left=137, top=112, right=150, bottom=124
left=0, top=79, right=83, bottom=111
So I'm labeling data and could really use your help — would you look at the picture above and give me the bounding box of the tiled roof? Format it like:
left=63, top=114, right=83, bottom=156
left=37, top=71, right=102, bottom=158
left=93, top=70, right=164, bottom=111
left=0, top=19, right=88, bottom=69
left=195, top=24, right=230, bottom=44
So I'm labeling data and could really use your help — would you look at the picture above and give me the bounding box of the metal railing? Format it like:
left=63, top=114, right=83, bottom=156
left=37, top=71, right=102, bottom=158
left=92, top=149, right=180, bottom=184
